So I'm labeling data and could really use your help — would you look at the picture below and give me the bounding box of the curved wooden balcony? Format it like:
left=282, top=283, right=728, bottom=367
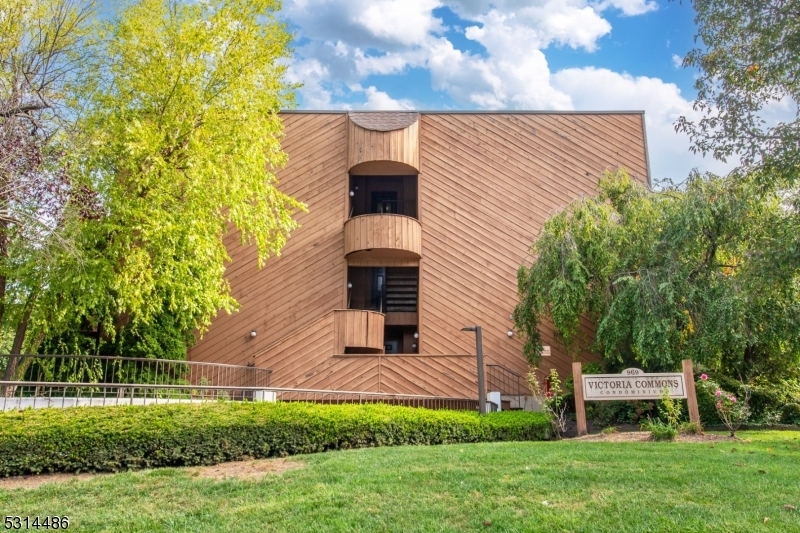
left=334, top=310, right=385, bottom=354
left=344, top=214, right=422, bottom=261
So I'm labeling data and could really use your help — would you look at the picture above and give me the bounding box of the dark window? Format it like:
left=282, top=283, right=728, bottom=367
left=349, top=175, right=417, bottom=218
left=371, top=191, right=398, bottom=214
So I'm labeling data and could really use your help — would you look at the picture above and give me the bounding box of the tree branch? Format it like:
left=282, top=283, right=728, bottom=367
left=0, top=102, right=50, bottom=118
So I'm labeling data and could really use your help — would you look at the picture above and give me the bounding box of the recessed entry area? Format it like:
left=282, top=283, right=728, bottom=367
left=347, top=266, right=419, bottom=354
left=349, top=175, right=417, bottom=219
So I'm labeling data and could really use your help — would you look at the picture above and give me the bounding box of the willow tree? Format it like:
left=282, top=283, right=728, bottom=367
left=36, top=0, right=304, bottom=357
left=675, top=0, right=800, bottom=307
left=514, top=169, right=800, bottom=378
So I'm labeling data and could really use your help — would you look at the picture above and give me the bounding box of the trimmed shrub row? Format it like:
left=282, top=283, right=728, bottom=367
left=0, top=402, right=552, bottom=477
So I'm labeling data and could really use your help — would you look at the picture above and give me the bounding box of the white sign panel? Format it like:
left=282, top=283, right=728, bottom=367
left=582, top=368, right=686, bottom=400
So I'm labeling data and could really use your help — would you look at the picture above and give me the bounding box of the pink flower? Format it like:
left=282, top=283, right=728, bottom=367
left=700, top=374, right=708, bottom=381
left=716, top=401, right=723, bottom=409
left=715, top=389, right=722, bottom=397
left=729, top=396, right=737, bottom=403
left=546, top=391, right=553, bottom=399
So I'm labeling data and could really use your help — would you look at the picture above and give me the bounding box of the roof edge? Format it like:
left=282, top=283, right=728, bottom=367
left=280, top=110, right=646, bottom=115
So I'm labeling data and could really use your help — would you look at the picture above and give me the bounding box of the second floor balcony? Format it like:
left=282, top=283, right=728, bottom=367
left=344, top=214, right=422, bottom=261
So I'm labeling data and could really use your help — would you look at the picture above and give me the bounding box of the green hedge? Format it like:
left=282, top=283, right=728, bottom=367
left=0, top=402, right=552, bottom=477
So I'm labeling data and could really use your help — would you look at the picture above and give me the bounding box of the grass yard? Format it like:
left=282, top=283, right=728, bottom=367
left=2, top=430, right=799, bottom=532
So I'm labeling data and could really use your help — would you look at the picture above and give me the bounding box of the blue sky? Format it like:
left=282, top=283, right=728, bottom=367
left=280, top=0, right=736, bottom=181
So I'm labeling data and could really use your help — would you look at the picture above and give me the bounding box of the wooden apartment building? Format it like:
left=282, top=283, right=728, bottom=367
left=188, top=111, right=650, bottom=398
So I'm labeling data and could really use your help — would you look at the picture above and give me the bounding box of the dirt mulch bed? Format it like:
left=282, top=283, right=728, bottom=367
left=0, top=458, right=304, bottom=491
left=574, top=430, right=735, bottom=443
left=0, top=472, right=97, bottom=491
left=189, top=458, right=304, bottom=481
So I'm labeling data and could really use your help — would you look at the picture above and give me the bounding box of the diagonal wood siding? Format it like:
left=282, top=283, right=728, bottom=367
left=189, top=111, right=649, bottom=398
left=187, top=113, right=348, bottom=370
left=417, top=113, right=649, bottom=392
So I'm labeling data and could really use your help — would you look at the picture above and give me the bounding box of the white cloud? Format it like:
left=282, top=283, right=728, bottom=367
left=426, top=35, right=573, bottom=109
left=285, top=57, right=334, bottom=108
left=357, top=0, right=445, bottom=46
left=286, top=0, right=443, bottom=49
left=671, top=53, right=683, bottom=69
left=282, top=0, right=731, bottom=180
left=597, top=0, right=658, bottom=16
left=351, top=85, right=416, bottom=110
left=450, top=0, right=656, bottom=19
left=465, top=5, right=612, bottom=53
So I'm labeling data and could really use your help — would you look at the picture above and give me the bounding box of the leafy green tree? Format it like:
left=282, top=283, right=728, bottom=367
left=31, top=0, right=303, bottom=359
left=514, top=168, right=800, bottom=378
left=0, top=0, right=98, bottom=383
left=676, top=0, right=800, bottom=184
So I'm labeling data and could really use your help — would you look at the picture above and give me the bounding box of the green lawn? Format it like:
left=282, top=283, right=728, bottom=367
left=2, top=431, right=800, bottom=532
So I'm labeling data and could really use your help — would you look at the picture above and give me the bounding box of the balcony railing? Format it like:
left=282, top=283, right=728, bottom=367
left=334, top=309, right=385, bottom=354
left=344, top=214, right=421, bottom=260
left=349, top=200, right=417, bottom=219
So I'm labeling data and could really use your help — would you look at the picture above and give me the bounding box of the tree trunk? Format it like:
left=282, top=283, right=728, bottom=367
left=1, top=301, right=33, bottom=397
left=0, top=275, right=6, bottom=330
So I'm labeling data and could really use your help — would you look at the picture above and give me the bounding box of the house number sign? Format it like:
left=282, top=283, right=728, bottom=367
left=582, top=368, right=687, bottom=400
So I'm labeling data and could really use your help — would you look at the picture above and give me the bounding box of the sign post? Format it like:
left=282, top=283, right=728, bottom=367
left=682, top=359, right=701, bottom=424
left=572, top=362, right=587, bottom=436
left=573, top=359, right=700, bottom=436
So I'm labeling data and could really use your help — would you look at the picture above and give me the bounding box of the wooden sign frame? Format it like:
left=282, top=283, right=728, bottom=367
left=572, top=360, right=700, bottom=436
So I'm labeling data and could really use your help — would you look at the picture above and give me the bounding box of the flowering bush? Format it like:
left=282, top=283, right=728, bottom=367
left=698, top=374, right=751, bottom=437
left=527, top=368, right=569, bottom=438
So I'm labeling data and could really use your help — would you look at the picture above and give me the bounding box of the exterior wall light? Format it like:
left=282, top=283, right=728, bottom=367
left=507, top=330, right=513, bottom=337
left=250, top=329, right=257, bottom=338
left=347, top=282, right=353, bottom=289
left=413, top=332, right=419, bottom=339
left=412, top=343, right=417, bottom=349
left=509, top=314, right=513, bottom=320
left=349, top=190, right=355, bottom=197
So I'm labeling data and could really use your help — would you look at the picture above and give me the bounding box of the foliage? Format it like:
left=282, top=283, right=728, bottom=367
left=658, top=387, right=683, bottom=429
left=782, top=403, right=800, bottom=425
left=16, top=0, right=304, bottom=358
left=677, top=0, right=800, bottom=183
left=698, top=375, right=751, bottom=437
left=679, top=421, right=702, bottom=434
left=527, top=368, right=569, bottom=437
left=639, top=388, right=683, bottom=441
left=515, top=168, right=800, bottom=378
left=0, top=403, right=552, bottom=476
left=587, top=400, right=656, bottom=428
left=0, top=0, right=98, bottom=379
left=1, top=433, right=800, bottom=532
left=696, top=373, right=800, bottom=426
left=40, top=306, right=195, bottom=360
left=640, top=418, right=677, bottom=441
left=2, top=431, right=800, bottom=531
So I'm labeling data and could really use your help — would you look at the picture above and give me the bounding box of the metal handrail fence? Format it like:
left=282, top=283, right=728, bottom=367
left=486, top=364, right=530, bottom=396
left=0, top=354, right=478, bottom=412
left=0, top=353, right=271, bottom=388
